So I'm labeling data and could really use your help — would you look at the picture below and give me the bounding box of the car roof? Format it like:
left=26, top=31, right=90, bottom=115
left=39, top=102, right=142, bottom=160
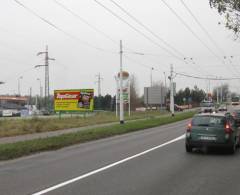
left=195, top=112, right=226, bottom=117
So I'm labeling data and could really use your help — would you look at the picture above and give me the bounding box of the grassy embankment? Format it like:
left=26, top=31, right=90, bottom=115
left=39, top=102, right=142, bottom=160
left=0, top=111, right=167, bottom=138
left=0, top=111, right=195, bottom=160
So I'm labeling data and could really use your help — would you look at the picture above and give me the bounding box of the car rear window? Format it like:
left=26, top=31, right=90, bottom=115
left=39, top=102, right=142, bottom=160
left=234, top=110, right=240, bottom=116
left=200, top=102, right=214, bottom=107
left=192, top=116, right=226, bottom=127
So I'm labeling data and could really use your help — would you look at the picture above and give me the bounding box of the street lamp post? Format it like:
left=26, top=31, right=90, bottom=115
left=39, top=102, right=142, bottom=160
left=37, top=78, right=42, bottom=110
left=118, top=43, right=145, bottom=124
left=150, top=67, right=154, bottom=87
left=119, top=40, right=124, bottom=124
left=18, top=76, right=23, bottom=96
left=37, top=78, right=42, bottom=97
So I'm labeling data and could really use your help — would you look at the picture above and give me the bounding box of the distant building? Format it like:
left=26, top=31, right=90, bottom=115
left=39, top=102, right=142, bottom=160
left=0, top=96, right=28, bottom=110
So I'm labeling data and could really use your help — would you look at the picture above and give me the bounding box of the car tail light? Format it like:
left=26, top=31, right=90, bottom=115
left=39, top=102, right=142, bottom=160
left=232, top=112, right=237, bottom=119
left=225, top=123, right=233, bottom=134
left=187, top=122, right=192, bottom=132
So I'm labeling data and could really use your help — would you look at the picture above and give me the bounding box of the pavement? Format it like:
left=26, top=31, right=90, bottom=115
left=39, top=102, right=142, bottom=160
left=1, top=118, right=240, bottom=195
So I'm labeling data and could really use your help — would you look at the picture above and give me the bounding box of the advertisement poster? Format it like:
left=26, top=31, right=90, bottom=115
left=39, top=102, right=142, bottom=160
left=54, top=89, right=94, bottom=112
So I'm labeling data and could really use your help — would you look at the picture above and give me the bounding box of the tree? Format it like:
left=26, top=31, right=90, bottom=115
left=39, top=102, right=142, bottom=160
left=212, top=83, right=230, bottom=102
left=94, top=95, right=113, bottom=110
left=209, top=0, right=240, bottom=37
left=175, top=86, right=206, bottom=106
left=130, top=75, right=141, bottom=110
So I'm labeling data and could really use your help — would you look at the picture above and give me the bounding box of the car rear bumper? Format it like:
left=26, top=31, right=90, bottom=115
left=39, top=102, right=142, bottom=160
left=186, top=139, right=234, bottom=148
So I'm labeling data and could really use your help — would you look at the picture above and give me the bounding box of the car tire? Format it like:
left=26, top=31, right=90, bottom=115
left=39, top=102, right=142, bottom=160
left=185, top=144, right=192, bottom=153
left=228, top=143, right=236, bottom=154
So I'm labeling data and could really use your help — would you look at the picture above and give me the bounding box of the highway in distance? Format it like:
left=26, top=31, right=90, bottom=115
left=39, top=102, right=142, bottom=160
left=1, top=119, right=240, bottom=195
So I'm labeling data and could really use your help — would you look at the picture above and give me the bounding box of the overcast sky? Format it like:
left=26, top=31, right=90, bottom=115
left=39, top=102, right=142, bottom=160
left=0, top=0, right=240, bottom=96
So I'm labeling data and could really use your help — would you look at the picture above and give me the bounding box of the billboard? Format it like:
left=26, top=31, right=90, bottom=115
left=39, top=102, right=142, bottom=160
left=54, top=89, right=94, bottom=112
left=144, top=87, right=165, bottom=105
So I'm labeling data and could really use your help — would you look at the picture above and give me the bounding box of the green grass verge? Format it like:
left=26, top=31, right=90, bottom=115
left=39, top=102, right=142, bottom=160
left=0, top=111, right=195, bottom=160
left=0, top=111, right=168, bottom=138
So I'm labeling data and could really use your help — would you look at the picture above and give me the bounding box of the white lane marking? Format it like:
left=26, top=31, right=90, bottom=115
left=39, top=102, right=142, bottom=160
left=32, top=134, right=185, bottom=195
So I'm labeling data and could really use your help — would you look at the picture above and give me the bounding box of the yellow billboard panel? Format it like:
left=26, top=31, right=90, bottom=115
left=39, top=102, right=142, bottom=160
left=54, top=89, right=94, bottom=112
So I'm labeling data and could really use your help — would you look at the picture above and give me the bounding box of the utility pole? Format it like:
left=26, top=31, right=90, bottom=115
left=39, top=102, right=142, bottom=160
left=119, top=40, right=124, bottom=124
left=170, top=64, right=174, bottom=117
left=150, top=67, right=154, bottom=87
left=18, top=76, right=23, bottom=96
left=163, top=72, right=167, bottom=106
left=28, top=87, right=32, bottom=106
left=95, top=73, right=103, bottom=96
left=114, top=76, right=119, bottom=117
left=220, top=84, right=223, bottom=103
left=37, top=78, right=42, bottom=97
left=35, top=45, right=55, bottom=111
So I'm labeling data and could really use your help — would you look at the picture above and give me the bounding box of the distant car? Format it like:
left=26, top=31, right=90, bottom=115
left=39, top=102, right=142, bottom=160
left=174, top=104, right=183, bottom=111
left=231, top=96, right=240, bottom=106
left=166, top=104, right=183, bottom=111
left=218, top=105, right=227, bottom=112
left=185, top=113, right=240, bottom=154
left=231, top=110, right=240, bottom=127
left=200, top=101, right=215, bottom=113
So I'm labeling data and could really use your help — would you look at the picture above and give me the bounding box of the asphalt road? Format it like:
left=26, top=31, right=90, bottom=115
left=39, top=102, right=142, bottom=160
left=1, top=118, right=240, bottom=195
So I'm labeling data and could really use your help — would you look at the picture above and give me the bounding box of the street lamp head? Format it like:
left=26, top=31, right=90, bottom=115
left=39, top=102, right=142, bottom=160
left=37, top=52, right=46, bottom=56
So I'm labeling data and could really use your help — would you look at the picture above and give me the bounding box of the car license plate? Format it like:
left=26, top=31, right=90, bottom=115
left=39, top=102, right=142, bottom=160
left=200, top=136, right=216, bottom=141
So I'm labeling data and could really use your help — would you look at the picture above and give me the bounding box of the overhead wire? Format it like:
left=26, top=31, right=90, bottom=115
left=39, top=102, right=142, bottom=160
left=124, top=54, right=166, bottom=73
left=93, top=0, right=183, bottom=61
left=52, top=0, right=118, bottom=46
left=13, top=0, right=117, bottom=54
left=175, top=72, right=240, bottom=80
left=52, top=0, right=177, bottom=68
left=179, top=0, right=240, bottom=77
left=12, top=0, right=166, bottom=82
left=109, top=0, right=186, bottom=58
left=110, top=0, right=214, bottom=76
left=44, top=0, right=181, bottom=73
left=52, top=0, right=182, bottom=74
left=93, top=0, right=210, bottom=77
left=180, top=0, right=225, bottom=55
left=159, top=0, right=235, bottom=76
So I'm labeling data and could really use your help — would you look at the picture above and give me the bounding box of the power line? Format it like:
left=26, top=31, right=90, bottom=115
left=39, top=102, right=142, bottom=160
left=124, top=54, right=164, bottom=72
left=52, top=0, right=203, bottom=73
left=52, top=0, right=178, bottom=60
left=109, top=0, right=185, bottom=58
left=13, top=0, right=116, bottom=54
left=175, top=71, right=240, bottom=80
left=180, top=0, right=226, bottom=55
left=104, top=0, right=209, bottom=76
left=52, top=0, right=118, bottom=45
left=160, top=0, right=226, bottom=66
left=93, top=0, right=183, bottom=61
left=179, top=0, right=240, bottom=77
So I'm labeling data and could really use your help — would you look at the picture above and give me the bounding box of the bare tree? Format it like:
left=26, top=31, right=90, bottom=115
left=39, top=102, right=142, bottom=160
left=129, top=75, right=141, bottom=110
